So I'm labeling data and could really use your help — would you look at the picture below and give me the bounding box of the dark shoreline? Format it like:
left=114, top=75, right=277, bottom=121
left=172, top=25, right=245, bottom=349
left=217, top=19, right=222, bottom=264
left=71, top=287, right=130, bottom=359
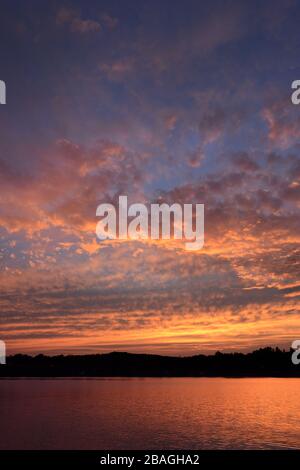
left=1, top=347, right=300, bottom=378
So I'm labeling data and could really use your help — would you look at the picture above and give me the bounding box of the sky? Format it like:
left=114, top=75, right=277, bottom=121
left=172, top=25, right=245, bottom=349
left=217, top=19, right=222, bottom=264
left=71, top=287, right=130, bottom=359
left=0, top=0, right=299, bottom=356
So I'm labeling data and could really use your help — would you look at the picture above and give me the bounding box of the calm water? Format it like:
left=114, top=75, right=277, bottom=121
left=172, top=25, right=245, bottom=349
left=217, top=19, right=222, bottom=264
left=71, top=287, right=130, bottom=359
left=0, top=378, right=299, bottom=449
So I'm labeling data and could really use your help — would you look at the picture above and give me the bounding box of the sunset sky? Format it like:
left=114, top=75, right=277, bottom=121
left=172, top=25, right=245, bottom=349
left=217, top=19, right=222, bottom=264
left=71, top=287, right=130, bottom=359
left=0, top=0, right=299, bottom=356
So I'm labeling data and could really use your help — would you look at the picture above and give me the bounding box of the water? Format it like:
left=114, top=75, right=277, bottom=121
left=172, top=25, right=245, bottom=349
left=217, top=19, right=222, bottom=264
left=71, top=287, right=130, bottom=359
left=0, top=378, right=299, bottom=449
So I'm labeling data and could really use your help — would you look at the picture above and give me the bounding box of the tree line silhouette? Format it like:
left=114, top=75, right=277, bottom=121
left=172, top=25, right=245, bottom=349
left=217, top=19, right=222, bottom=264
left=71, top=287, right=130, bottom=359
left=1, top=347, right=299, bottom=377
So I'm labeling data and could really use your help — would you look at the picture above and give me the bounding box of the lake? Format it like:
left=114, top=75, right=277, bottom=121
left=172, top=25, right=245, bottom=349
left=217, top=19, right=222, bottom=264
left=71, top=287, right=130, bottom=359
left=0, top=378, right=299, bottom=449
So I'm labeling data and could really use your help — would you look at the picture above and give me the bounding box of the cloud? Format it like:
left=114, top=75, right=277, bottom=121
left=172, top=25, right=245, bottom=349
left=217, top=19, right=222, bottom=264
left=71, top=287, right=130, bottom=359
left=56, top=7, right=101, bottom=34
left=101, top=13, right=118, bottom=30
left=1, top=0, right=300, bottom=355
left=0, top=138, right=146, bottom=236
left=99, top=58, right=135, bottom=81
left=187, top=147, right=205, bottom=168
left=231, top=152, right=259, bottom=172
left=262, top=97, right=300, bottom=148
left=1, top=138, right=298, bottom=356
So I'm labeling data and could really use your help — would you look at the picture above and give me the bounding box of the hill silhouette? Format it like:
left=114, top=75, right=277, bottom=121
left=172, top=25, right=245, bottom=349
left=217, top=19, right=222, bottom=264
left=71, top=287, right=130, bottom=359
left=1, top=347, right=299, bottom=377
